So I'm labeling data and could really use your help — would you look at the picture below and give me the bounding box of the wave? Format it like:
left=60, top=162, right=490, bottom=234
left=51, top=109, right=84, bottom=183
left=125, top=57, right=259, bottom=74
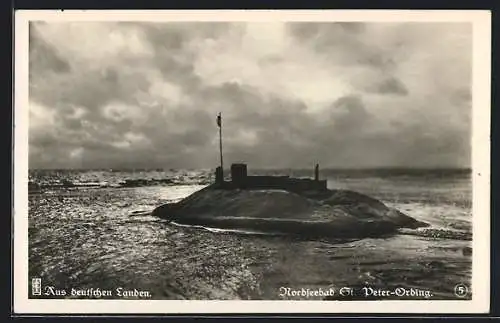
left=28, top=177, right=212, bottom=192
left=129, top=210, right=152, bottom=217
left=160, top=217, right=471, bottom=244
left=398, top=227, right=472, bottom=241
left=169, top=221, right=285, bottom=236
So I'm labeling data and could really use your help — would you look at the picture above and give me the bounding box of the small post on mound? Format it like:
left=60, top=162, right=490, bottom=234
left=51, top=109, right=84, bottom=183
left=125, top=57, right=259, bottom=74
left=216, top=112, right=224, bottom=186
left=215, top=166, right=223, bottom=185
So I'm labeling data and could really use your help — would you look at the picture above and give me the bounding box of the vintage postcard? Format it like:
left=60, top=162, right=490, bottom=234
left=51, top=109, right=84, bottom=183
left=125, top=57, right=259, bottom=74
left=13, top=10, right=491, bottom=314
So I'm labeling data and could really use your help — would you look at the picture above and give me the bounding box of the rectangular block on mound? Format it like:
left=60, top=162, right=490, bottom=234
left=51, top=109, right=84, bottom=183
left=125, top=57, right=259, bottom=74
left=231, top=163, right=248, bottom=187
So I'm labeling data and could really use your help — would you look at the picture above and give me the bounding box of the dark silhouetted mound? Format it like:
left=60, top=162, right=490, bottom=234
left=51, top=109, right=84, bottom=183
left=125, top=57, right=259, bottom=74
left=152, top=185, right=428, bottom=239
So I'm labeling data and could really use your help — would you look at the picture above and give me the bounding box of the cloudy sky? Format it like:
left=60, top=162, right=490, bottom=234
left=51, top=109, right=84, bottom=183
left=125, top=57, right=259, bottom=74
left=29, top=21, right=472, bottom=169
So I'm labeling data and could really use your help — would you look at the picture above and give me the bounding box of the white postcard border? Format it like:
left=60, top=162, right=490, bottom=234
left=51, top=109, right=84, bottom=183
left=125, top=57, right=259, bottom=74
left=13, top=9, right=492, bottom=314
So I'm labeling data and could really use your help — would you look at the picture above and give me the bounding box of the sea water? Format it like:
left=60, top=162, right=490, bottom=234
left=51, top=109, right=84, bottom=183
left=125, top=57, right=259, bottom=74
left=27, top=168, right=472, bottom=300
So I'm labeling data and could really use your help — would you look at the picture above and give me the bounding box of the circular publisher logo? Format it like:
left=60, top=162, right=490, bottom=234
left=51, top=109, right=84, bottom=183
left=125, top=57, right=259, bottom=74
left=454, top=284, right=469, bottom=298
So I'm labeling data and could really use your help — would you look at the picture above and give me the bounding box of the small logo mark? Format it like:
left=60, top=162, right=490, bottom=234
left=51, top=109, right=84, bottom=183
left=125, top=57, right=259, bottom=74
left=32, top=278, right=41, bottom=296
left=454, top=283, right=469, bottom=298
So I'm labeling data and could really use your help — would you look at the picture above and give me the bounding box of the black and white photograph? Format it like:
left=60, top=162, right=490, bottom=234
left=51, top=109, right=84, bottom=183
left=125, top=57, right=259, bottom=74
left=13, top=10, right=491, bottom=314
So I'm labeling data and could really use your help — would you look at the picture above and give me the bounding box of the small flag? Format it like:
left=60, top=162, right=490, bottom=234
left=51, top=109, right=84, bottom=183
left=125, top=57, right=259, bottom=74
left=216, top=113, right=221, bottom=127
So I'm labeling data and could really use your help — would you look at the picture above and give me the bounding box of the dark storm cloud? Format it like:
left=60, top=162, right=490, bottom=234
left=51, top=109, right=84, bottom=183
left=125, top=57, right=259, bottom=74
left=28, top=21, right=472, bottom=169
left=29, top=23, right=70, bottom=74
left=287, top=22, right=396, bottom=71
left=371, top=77, right=409, bottom=96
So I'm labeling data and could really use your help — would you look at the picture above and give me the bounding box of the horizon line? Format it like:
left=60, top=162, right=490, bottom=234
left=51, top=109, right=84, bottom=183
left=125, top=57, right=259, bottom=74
left=27, top=166, right=472, bottom=171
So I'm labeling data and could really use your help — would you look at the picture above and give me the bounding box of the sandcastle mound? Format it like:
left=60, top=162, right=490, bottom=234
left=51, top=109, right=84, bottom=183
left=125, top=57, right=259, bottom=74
left=152, top=185, right=428, bottom=239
